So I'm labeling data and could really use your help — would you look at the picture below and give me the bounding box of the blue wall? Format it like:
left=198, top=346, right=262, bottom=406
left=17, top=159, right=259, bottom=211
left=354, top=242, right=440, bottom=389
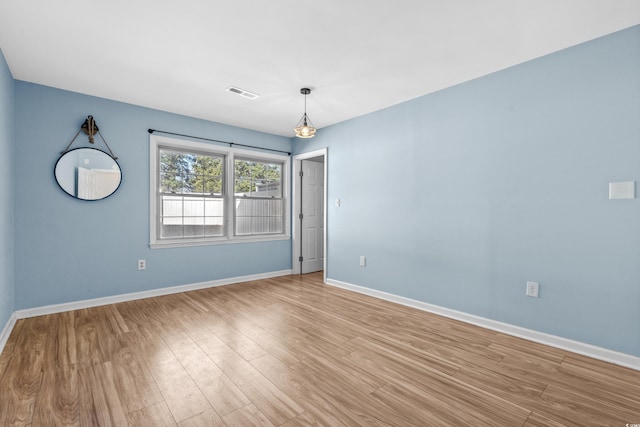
left=13, top=83, right=292, bottom=309
left=295, top=26, right=640, bottom=356
left=0, top=49, right=14, bottom=330
left=6, top=26, right=640, bottom=358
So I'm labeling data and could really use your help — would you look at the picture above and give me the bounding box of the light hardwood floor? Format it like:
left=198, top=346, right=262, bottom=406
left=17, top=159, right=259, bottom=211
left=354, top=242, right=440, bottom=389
left=1, top=273, right=639, bottom=426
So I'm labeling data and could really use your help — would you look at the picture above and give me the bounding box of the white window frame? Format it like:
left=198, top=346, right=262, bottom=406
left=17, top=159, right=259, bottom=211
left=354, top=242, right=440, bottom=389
left=150, top=134, right=290, bottom=249
left=233, top=156, right=286, bottom=237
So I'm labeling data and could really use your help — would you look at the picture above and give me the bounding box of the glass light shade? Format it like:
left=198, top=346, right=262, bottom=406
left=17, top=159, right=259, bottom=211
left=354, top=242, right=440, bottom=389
left=294, top=113, right=316, bottom=138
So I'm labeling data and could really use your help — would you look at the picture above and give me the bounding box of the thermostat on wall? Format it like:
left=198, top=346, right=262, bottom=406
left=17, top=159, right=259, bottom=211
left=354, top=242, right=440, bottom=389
left=609, top=181, right=635, bottom=200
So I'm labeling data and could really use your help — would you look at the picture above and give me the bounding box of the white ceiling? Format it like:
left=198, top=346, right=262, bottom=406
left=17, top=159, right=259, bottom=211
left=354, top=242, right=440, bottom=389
left=1, top=1, right=639, bottom=137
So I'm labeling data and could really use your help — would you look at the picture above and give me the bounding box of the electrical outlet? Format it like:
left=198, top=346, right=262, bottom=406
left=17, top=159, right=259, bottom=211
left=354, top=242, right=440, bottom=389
left=359, top=256, right=366, bottom=267
left=138, top=259, right=146, bottom=270
left=526, top=281, right=539, bottom=298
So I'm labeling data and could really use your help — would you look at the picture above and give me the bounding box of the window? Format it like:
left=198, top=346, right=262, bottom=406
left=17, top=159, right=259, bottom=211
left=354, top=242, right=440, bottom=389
left=150, top=135, right=289, bottom=248
left=234, top=158, right=284, bottom=235
left=159, top=148, right=225, bottom=239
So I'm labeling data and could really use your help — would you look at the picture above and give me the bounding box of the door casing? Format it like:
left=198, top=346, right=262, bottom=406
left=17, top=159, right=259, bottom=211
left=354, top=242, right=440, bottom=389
left=291, top=148, right=327, bottom=283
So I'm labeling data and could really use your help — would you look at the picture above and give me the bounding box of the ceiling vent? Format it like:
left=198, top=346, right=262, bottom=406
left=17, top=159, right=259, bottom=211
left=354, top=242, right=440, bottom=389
left=225, top=86, right=259, bottom=100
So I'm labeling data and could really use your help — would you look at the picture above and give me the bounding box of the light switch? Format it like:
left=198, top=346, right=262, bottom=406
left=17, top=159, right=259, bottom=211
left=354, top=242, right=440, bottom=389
left=609, top=181, right=635, bottom=200
left=335, top=198, right=341, bottom=207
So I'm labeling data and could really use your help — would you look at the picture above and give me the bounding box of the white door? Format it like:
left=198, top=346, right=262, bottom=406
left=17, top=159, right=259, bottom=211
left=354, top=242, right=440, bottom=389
left=77, top=167, right=121, bottom=199
left=300, top=159, right=324, bottom=274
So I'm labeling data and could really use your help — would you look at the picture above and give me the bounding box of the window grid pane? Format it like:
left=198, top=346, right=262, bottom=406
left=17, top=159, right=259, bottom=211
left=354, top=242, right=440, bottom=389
left=160, top=195, right=225, bottom=238
left=234, top=159, right=282, bottom=198
left=235, top=197, right=284, bottom=235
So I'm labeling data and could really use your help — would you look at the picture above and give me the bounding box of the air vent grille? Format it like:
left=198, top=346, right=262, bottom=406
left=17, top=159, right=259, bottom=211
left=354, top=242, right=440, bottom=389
left=225, top=86, right=259, bottom=100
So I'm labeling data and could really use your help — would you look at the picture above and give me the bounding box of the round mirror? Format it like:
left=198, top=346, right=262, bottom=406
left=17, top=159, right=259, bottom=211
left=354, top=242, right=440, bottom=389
left=54, top=147, right=122, bottom=200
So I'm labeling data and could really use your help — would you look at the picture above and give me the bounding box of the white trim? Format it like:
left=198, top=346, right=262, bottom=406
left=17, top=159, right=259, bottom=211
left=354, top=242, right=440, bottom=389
left=150, top=234, right=290, bottom=249
left=15, top=270, right=292, bottom=319
left=0, top=312, right=17, bottom=355
left=291, top=148, right=328, bottom=283
left=326, top=278, right=640, bottom=371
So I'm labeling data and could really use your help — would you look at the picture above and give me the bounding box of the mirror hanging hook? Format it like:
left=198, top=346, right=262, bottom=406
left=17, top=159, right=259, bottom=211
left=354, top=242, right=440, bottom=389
left=60, top=115, right=118, bottom=159
left=81, top=115, right=98, bottom=143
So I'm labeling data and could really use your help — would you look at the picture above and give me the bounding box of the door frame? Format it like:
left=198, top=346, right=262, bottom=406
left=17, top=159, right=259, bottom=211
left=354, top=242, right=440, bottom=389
left=291, top=148, right=327, bottom=283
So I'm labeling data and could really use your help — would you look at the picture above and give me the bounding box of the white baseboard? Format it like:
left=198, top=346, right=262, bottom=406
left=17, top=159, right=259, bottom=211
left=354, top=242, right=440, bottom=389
left=0, top=312, right=17, bottom=355
left=14, top=269, right=292, bottom=319
left=326, top=278, right=640, bottom=371
left=7, top=271, right=638, bottom=371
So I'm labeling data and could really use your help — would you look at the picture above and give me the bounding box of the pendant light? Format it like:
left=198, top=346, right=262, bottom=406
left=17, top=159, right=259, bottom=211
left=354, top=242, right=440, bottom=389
left=294, top=88, right=316, bottom=138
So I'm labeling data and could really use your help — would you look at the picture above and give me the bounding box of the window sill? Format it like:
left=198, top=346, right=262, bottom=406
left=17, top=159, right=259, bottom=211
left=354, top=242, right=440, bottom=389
left=150, top=234, right=290, bottom=249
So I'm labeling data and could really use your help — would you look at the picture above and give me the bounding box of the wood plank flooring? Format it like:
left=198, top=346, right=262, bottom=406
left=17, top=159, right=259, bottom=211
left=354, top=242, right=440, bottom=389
left=1, top=272, right=639, bottom=426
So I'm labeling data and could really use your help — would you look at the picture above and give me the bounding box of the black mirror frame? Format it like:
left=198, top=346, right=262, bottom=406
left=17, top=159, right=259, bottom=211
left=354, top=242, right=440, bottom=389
left=54, top=147, right=122, bottom=201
